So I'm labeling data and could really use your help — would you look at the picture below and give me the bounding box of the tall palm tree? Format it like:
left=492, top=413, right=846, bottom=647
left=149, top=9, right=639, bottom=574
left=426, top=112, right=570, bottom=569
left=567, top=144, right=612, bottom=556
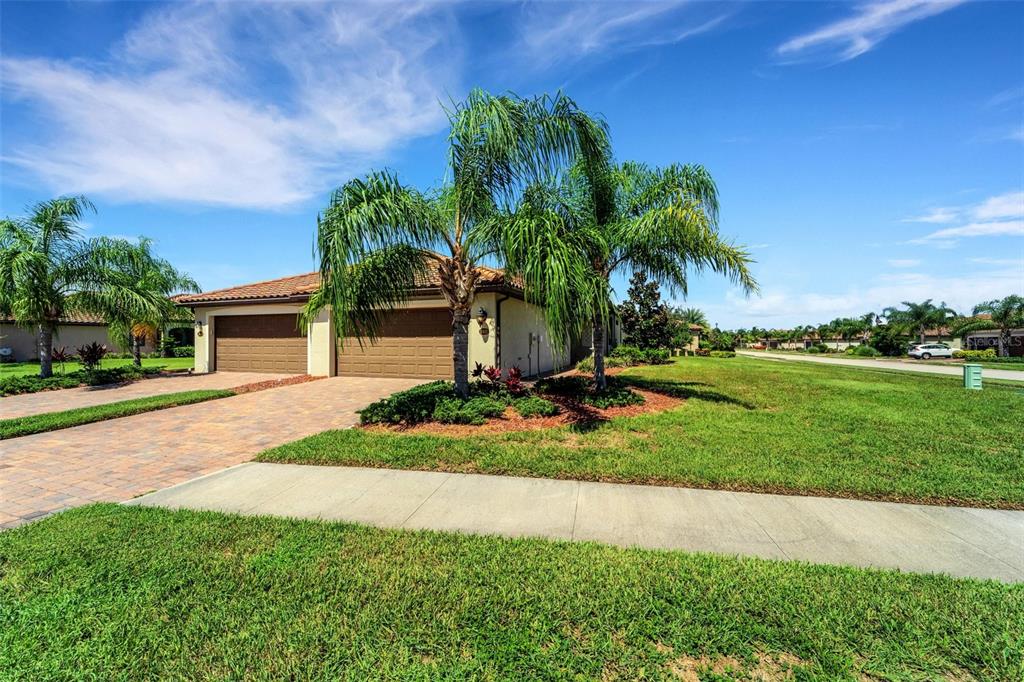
left=883, top=299, right=957, bottom=345
left=0, top=197, right=168, bottom=377
left=859, top=311, right=877, bottom=343
left=304, top=90, right=606, bottom=397
left=952, top=295, right=1024, bottom=357
left=104, top=237, right=200, bottom=367
left=498, top=156, right=757, bottom=389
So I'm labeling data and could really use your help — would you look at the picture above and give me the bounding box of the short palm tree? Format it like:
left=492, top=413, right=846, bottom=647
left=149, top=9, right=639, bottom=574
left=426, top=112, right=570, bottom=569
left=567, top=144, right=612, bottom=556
left=304, top=90, right=606, bottom=397
left=952, top=295, right=1024, bottom=357
left=0, top=197, right=168, bottom=377
left=498, top=156, right=757, bottom=389
left=105, top=237, right=200, bottom=367
left=675, top=306, right=709, bottom=328
left=882, top=300, right=958, bottom=345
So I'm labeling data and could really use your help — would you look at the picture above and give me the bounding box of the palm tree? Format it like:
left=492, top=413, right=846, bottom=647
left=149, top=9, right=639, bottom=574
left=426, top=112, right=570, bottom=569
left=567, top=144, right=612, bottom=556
left=674, top=306, right=709, bottom=328
left=304, top=90, right=606, bottom=398
left=882, top=300, right=958, bottom=345
left=952, top=295, right=1024, bottom=357
left=859, top=312, right=877, bottom=343
left=499, top=156, right=757, bottom=389
left=104, top=237, right=200, bottom=367
left=0, top=197, right=168, bottom=378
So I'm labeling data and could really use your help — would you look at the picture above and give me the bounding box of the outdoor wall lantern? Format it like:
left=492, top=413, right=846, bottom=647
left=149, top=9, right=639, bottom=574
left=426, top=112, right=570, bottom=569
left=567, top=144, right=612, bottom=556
left=195, top=318, right=204, bottom=337
left=476, top=307, right=489, bottom=328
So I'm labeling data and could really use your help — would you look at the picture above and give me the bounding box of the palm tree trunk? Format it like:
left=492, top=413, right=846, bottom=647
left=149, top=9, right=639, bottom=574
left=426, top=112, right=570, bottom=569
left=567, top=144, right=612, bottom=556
left=452, top=309, right=470, bottom=398
left=132, top=335, right=143, bottom=367
left=38, top=324, right=54, bottom=379
left=999, top=329, right=1009, bottom=358
left=592, top=319, right=607, bottom=391
left=919, top=329, right=925, bottom=345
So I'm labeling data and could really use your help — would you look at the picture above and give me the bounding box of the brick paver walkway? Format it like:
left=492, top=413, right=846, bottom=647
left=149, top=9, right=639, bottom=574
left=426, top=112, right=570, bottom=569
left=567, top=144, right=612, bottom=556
left=0, top=376, right=422, bottom=529
left=1, top=371, right=285, bottom=419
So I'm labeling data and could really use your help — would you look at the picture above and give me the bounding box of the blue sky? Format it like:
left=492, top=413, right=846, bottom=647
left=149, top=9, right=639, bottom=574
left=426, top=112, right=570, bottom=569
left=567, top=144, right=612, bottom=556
left=2, top=0, right=1022, bottom=328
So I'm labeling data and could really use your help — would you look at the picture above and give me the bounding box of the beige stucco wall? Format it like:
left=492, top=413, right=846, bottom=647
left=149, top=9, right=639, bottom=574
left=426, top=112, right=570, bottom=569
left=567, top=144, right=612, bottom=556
left=0, top=322, right=124, bottom=363
left=493, top=295, right=569, bottom=376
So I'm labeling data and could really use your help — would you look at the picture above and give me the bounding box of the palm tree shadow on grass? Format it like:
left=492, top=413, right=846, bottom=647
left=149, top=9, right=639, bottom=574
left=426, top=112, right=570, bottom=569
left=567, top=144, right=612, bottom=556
left=560, top=375, right=756, bottom=434
left=619, top=376, right=757, bottom=410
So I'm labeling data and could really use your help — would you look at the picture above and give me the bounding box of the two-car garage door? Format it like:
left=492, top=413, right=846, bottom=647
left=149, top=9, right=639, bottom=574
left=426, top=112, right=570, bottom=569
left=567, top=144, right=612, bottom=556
left=213, top=309, right=452, bottom=378
left=337, top=309, right=453, bottom=379
left=215, top=314, right=306, bottom=373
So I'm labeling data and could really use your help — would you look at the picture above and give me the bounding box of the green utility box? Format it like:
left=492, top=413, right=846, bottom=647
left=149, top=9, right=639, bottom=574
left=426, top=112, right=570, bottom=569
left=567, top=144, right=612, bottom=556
left=963, top=363, right=983, bottom=390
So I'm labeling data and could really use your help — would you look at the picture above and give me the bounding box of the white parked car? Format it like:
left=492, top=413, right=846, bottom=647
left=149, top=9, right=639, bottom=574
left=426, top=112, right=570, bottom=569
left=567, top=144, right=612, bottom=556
left=908, top=343, right=953, bottom=360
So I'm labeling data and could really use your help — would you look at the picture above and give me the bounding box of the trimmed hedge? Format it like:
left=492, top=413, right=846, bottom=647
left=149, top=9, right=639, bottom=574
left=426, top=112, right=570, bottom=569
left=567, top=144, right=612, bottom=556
left=846, top=345, right=881, bottom=357
left=359, top=381, right=455, bottom=425
left=432, top=396, right=507, bottom=425
left=953, top=349, right=997, bottom=360
left=0, top=366, right=164, bottom=397
left=513, top=396, right=559, bottom=418
left=708, top=350, right=736, bottom=358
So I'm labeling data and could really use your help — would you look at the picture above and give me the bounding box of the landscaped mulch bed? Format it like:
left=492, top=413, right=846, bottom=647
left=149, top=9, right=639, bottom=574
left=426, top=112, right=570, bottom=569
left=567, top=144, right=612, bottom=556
left=363, top=388, right=683, bottom=437
left=230, top=374, right=323, bottom=395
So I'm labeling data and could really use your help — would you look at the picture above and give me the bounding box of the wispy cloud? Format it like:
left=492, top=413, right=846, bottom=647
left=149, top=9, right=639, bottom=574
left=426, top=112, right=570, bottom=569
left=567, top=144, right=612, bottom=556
left=519, top=1, right=734, bottom=66
left=905, top=191, right=1024, bottom=245
left=1, top=3, right=460, bottom=209
left=778, top=0, right=964, bottom=63
left=887, top=258, right=920, bottom=267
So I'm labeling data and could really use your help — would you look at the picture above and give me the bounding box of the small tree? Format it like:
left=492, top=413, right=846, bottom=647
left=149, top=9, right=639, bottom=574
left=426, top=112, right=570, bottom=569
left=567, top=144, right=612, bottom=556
left=617, top=272, right=672, bottom=349
left=882, top=300, right=957, bottom=345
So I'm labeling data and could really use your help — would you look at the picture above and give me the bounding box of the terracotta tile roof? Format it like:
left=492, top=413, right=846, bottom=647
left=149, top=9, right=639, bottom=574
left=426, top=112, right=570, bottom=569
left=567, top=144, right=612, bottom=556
left=176, top=264, right=518, bottom=305
left=1, top=311, right=107, bottom=325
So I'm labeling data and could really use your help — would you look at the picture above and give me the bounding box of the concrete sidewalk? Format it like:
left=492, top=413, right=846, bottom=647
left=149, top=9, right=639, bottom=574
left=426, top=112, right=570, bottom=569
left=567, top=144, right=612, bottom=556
left=736, top=350, right=1024, bottom=382
left=129, top=463, right=1024, bottom=582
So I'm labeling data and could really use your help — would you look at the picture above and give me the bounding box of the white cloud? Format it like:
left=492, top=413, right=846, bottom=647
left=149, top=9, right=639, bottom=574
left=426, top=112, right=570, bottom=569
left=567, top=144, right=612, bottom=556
left=887, top=258, right=920, bottom=267
left=905, top=191, right=1024, bottom=244
left=702, top=263, right=1022, bottom=328
left=519, top=2, right=732, bottom=65
left=901, top=207, right=957, bottom=223
left=1, top=3, right=460, bottom=209
left=778, top=0, right=963, bottom=62
left=972, top=191, right=1024, bottom=221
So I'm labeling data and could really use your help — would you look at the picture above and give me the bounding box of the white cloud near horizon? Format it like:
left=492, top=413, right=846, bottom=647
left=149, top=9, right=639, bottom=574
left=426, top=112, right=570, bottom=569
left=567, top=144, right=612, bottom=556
left=887, top=258, right=920, bottom=267
left=1, top=3, right=460, bottom=209
left=700, top=262, right=1022, bottom=328
left=778, top=0, right=963, bottom=62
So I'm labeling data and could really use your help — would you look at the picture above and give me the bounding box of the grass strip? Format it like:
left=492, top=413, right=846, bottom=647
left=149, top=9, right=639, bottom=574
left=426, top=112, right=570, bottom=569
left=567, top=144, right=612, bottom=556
left=259, top=357, right=1024, bottom=508
left=0, top=389, right=234, bottom=439
left=1, top=504, right=1019, bottom=680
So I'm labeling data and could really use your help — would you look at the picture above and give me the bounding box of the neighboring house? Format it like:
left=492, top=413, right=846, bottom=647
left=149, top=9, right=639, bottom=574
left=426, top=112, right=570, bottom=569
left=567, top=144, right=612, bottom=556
left=175, top=268, right=572, bottom=378
left=963, top=328, right=1024, bottom=356
left=915, top=326, right=962, bottom=350
left=682, top=324, right=702, bottom=353
left=0, top=312, right=129, bottom=362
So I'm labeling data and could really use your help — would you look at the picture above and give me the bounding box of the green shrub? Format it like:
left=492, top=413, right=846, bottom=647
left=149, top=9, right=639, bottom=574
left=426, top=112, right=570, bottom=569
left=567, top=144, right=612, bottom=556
left=641, top=348, right=671, bottom=364
left=708, top=350, right=735, bottom=358
left=535, top=375, right=644, bottom=409
left=953, top=349, right=997, bottom=360
left=535, top=375, right=590, bottom=396
left=432, top=396, right=506, bottom=425
left=846, top=345, right=881, bottom=357
left=585, top=383, right=645, bottom=409
left=0, top=374, right=80, bottom=397
left=513, top=396, right=559, bottom=418
left=807, top=347, right=821, bottom=354
left=172, top=345, right=195, bottom=358
left=609, top=344, right=644, bottom=364
left=575, top=356, right=594, bottom=373
left=359, top=381, right=455, bottom=425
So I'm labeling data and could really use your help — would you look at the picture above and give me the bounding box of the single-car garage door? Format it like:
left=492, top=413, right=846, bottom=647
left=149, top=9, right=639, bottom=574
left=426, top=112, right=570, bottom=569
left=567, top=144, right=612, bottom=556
left=215, top=314, right=306, bottom=373
left=337, top=309, right=452, bottom=379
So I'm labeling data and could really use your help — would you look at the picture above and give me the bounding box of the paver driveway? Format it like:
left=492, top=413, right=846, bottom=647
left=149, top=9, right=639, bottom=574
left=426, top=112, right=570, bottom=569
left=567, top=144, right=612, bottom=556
left=1, top=371, right=283, bottom=419
left=0, top=376, right=422, bottom=529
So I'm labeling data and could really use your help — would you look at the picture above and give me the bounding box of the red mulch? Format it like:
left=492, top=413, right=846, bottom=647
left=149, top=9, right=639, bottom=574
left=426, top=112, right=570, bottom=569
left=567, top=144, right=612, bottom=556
left=363, top=388, right=684, bottom=437
left=230, top=374, right=323, bottom=394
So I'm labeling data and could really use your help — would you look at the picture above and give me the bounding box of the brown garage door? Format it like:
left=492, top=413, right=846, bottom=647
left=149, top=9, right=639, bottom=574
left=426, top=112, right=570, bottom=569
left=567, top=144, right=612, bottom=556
left=215, top=314, right=306, bottom=373
left=337, top=309, right=452, bottom=379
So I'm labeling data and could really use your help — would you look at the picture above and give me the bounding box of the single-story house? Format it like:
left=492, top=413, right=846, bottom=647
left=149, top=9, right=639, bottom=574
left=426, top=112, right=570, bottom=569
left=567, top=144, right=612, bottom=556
left=0, top=313, right=137, bottom=363
left=964, top=328, right=1024, bottom=356
left=175, top=267, right=577, bottom=378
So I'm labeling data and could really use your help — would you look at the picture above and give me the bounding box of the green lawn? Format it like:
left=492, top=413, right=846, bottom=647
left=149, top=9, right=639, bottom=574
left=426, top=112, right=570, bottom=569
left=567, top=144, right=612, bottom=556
left=1, top=505, right=1019, bottom=681
left=0, top=389, right=234, bottom=439
left=0, top=356, right=193, bottom=377
left=261, top=357, right=1024, bottom=509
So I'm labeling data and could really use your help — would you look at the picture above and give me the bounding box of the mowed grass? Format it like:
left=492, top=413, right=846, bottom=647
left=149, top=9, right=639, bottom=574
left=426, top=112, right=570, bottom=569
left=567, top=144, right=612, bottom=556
left=1, top=505, right=1020, bottom=681
left=0, top=356, right=193, bottom=378
left=261, top=357, right=1024, bottom=508
left=0, top=389, right=234, bottom=439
